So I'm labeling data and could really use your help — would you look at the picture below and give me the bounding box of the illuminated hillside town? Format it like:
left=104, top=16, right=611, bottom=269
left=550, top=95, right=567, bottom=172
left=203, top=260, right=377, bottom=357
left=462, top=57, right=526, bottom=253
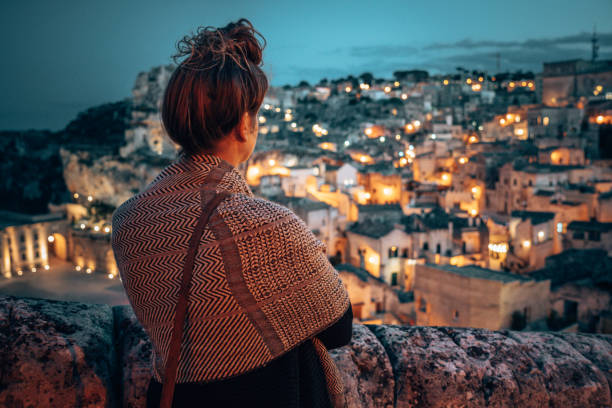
left=1, top=43, right=611, bottom=334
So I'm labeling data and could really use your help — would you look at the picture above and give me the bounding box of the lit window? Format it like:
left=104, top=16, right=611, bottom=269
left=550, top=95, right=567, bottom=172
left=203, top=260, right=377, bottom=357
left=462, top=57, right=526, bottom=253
left=557, top=223, right=563, bottom=233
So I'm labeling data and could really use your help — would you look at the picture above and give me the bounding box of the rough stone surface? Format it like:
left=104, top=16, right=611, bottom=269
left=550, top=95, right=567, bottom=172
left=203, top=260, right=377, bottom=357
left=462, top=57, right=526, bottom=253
left=505, top=330, right=611, bottom=407
left=113, top=305, right=153, bottom=408
left=2, top=296, right=612, bottom=408
left=554, top=332, right=612, bottom=390
left=369, top=324, right=612, bottom=408
left=331, top=323, right=394, bottom=408
left=0, top=295, right=116, bottom=408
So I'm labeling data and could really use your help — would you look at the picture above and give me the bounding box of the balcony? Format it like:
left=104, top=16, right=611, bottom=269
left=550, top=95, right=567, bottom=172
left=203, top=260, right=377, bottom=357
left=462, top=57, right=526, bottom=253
left=1, top=295, right=611, bottom=407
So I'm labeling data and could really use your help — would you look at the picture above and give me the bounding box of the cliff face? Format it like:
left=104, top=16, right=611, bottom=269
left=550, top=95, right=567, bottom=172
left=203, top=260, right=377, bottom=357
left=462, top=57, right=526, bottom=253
left=1, top=295, right=611, bottom=408
left=59, top=65, right=179, bottom=209
left=59, top=147, right=169, bottom=208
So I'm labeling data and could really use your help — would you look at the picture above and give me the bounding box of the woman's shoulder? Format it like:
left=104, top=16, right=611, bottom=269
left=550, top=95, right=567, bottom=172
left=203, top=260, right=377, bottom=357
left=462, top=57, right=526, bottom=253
left=221, top=192, right=302, bottom=221
left=219, top=193, right=315, bottom=239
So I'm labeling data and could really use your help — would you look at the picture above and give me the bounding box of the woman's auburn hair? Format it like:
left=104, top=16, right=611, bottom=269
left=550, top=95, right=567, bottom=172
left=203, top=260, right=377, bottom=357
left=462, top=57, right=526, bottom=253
left=161, top=18, right=268, bottom=154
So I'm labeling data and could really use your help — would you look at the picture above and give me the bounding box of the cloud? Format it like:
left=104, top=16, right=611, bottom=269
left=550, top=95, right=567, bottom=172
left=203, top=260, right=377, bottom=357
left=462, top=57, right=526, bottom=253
left=270, top=31, right=612, bottom=85
left=424, top=31, right=612, bottom=50
left=346, top=45, right=419, bottom=58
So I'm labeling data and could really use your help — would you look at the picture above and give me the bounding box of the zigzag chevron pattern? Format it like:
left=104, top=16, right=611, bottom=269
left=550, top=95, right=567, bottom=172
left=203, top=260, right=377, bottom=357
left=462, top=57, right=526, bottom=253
left=111, top=151, right=350, bottom=385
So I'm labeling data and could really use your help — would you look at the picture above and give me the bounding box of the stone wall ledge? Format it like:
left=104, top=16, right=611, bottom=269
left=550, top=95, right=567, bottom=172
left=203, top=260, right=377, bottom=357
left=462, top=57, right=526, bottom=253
left=1, top=295, right=611, bottom=407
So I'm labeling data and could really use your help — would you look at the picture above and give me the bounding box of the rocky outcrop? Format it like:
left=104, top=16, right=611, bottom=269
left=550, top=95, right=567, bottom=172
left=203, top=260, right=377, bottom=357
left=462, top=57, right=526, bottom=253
left=0, top=296, right=117, bottom=408
left=59, top=148, right=171, bottom=208
left=58, top=65, right=180, bottom=210
left=113, top=304, right=153, bottom=408
left=368, top=325, right=612, bottom=408
left=1, top=295, right=611, bottom=408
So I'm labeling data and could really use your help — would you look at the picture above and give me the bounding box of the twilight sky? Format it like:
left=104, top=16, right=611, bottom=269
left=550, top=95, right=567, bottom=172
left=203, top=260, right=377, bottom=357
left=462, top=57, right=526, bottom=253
left=1, top=0, right=611, bottom=131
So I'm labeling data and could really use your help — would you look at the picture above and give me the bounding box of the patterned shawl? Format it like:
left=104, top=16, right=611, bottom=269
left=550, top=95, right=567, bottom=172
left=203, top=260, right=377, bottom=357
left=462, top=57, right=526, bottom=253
left=111, top=152, right=350, bottom=401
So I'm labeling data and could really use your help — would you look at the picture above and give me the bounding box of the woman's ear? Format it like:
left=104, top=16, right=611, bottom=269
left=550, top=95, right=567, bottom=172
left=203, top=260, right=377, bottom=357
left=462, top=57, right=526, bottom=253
left=235, top=113, right=250, bottom=143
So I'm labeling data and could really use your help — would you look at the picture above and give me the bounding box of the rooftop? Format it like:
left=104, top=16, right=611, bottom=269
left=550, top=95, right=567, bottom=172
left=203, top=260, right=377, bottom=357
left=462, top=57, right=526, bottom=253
left=511, top=210, right=556, bottom=225
left=348, top=218, right=396, bottom=239
left=426, top=264, right=535, bottom=283
left=530, top=249, right=612, bottom=288
left=514, top=163, right=584, bottom=173
left=0, top=210, right=65, bottom=229
left=335, top=263, right=384, bottom=284
left=567, top=221, right=612, bottom=233
left=268, top=195, right=330, bottom=212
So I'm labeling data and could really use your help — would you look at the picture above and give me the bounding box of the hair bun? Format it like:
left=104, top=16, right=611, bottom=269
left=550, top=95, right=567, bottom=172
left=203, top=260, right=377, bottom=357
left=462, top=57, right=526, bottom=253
left=173, top=18, right=266, bottom=71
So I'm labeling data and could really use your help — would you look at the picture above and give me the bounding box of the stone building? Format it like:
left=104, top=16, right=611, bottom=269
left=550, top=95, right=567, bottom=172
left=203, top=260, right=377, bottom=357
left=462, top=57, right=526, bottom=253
left=0, top=206, right=119, bottom=279
left=356, top=162, right=402, bottom=204
left=267, top=194, right=339, bottom=257
left=541, top=59, right=612, bottom=107
left=530, top=249, right=612, bottom=333
left=0, top=211, right=70, bottom=278
left=566, top=221, right=612, bottom=256
left=507, top=210, right=561, bottom=273
left=414, top=264, right=550, bottom=330
left=336, top=263, right=413, bottom=325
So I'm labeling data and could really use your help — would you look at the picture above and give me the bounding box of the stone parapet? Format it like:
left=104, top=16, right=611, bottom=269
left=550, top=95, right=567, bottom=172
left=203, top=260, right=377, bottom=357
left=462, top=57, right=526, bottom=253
left=1, top=295, right=610, bottom=407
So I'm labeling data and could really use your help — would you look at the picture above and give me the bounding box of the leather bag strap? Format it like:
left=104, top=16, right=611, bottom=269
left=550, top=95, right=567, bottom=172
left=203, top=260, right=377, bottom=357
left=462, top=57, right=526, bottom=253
left=159, top=190, right=231, bottom=408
